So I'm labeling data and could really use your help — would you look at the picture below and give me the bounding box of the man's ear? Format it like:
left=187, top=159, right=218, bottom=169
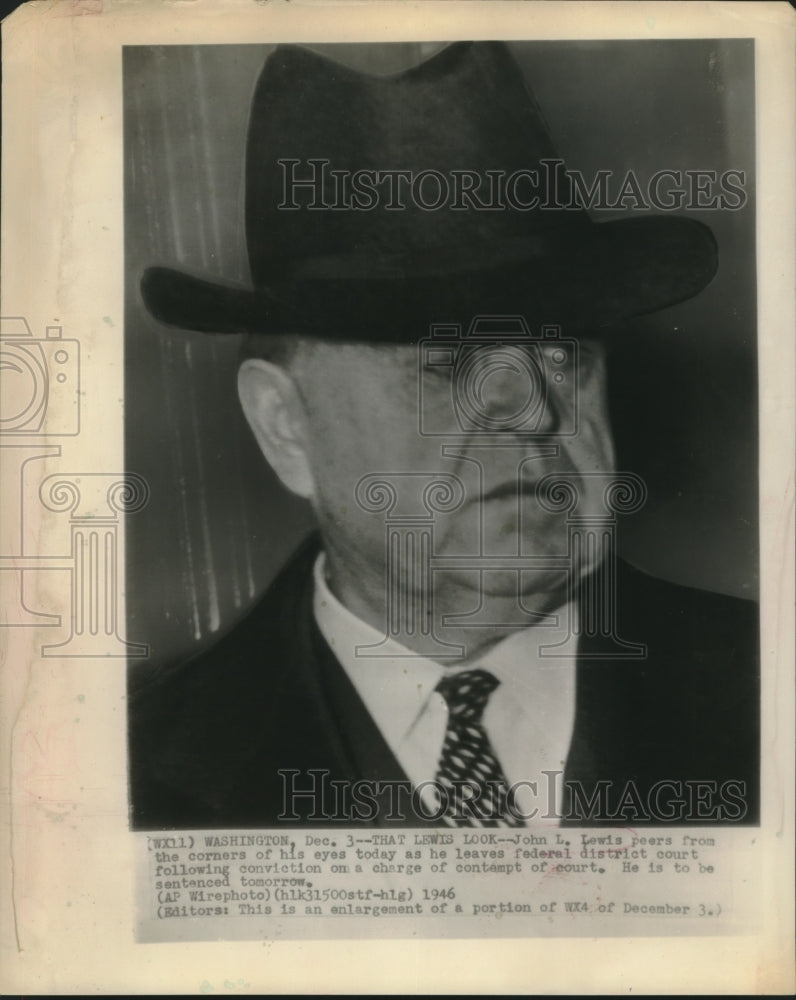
left=237, top=359, right=315, bottom=500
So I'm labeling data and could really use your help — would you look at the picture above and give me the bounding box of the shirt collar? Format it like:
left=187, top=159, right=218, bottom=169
left=312, top=552, right=576, bottom=748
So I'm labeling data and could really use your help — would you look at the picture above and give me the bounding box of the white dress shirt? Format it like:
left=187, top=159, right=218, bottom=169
left=312, top=554, right=577, bottom=824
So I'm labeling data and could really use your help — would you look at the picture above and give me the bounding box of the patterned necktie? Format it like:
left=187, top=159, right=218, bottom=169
left=434, top=668, right=523, bottom=827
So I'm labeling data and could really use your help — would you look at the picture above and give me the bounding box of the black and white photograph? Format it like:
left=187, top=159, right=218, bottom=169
left=126, top=39, right=759, bottom=831
left=1, top=0, right=793, bottom=992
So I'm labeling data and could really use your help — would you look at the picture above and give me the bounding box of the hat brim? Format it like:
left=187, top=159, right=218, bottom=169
left=140, top=215, right=717, bottom=341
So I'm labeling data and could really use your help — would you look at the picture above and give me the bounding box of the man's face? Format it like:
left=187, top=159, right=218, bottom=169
left=285, top=334, right=616, bottom=616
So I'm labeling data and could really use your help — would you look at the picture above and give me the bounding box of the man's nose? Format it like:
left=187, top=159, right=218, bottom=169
left=456, top=345, right=559, bottom=433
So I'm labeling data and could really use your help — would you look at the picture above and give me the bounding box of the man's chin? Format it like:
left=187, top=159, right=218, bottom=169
left=439, top=566, right=570, bottom=607
left=483, top=568, right=568, bottom=601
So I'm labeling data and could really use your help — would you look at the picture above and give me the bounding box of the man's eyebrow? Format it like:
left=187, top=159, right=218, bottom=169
left=379, top=343, right=419, bottom=366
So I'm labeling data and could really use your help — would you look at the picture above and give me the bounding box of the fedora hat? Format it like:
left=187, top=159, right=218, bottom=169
left=141, top=41, right=718, bottom=341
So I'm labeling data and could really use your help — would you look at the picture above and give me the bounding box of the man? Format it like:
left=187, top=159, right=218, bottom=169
left=129, top=41, right=758, bottom=829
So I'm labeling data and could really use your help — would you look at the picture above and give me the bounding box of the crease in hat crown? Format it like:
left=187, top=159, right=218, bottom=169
left=140, top=40, right=718, bottom=341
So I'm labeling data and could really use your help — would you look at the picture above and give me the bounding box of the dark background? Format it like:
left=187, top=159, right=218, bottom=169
left=124, top=40, right=757, bottom=669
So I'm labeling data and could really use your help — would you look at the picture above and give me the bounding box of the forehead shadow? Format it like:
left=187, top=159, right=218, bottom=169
left=298, top=338, right=418, bottom=373
left=290, top=341, right=421, bottom=420
left=296, top=336, right=608, bottom=385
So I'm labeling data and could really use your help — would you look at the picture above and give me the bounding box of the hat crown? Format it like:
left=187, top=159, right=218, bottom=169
left=140, top=42, right=718, bottom=339
left=245, top=42, right=586, bottom=283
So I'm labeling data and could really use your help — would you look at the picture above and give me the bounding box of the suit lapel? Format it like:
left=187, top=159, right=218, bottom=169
left=311, top=627, right=411, bottom=786
left=562, top=565, right=658, bottom=821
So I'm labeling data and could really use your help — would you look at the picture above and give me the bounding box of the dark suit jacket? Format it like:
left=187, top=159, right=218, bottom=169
left=128, top=533, right=759, bottom=829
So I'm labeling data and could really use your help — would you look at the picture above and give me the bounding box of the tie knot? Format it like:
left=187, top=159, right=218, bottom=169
left=436, top=668, right=500, bottom=723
